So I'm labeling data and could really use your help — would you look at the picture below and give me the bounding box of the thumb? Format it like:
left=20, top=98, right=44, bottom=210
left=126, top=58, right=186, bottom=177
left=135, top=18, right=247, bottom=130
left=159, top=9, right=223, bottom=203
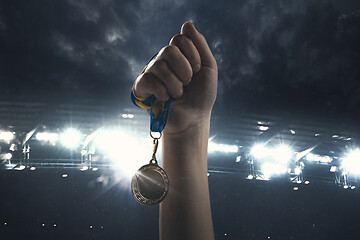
left=181, top=22, right=217, bottom=70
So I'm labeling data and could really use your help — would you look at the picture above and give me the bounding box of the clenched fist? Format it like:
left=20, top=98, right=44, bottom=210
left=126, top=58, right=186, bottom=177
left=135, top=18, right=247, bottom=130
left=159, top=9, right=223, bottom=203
left=133, top=22, right=218, bottom=134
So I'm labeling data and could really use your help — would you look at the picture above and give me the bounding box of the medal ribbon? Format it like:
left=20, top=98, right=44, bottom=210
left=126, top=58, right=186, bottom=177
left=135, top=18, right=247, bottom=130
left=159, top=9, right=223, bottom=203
left=131, top=90, right=172, bottom=133
left=131, top=54, right=172, bottom=133
left=130, top=54, right=171, bottom=206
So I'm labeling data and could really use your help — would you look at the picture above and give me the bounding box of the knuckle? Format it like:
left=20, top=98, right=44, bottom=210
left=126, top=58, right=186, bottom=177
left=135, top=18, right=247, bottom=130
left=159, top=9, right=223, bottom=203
left=141, top=72, right=153, bottom=82
left=183, top=67, right=193, bottom=79
left=170, top=34, right=188, bottom=47
left=162, top=45, right=179, bottom=58
left=174, top=86, right=183, bottom=99
left=152, top=59, right=168, bottom=70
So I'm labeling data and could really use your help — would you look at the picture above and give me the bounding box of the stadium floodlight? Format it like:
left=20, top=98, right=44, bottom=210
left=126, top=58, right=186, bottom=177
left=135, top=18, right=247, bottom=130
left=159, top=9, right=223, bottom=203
left=80, top=166, right=89, bottom=171
left=258, top=125, right=269, bottom=131
left=261, top=163, right=288, bottom=177
left=306, top=153, right=332, bottom=163
left=273, top=145, right=293, bottom=163
left=250, top=144, right=269, bottom=159
left=60, top=129, right=82, bottom=149
left=0, top=153, right=12, bottom=160
left=330, top=166, right=337, bottom=172
left=342, top=149, right=360, bottom=175
left=121, top=113, right=134, bottom=119
left=93, top=128, right=150, bottom=179
left=247, top=174, right=254, bottom=180
left=208, top=142, right=238, bottom=153
left=36, top=132, right=59, bottom=143
left=14, top=164, right=26, bottom=171
left=0, top=131, right=14, bottom=142
left=294, top=167, right=302, bottom=175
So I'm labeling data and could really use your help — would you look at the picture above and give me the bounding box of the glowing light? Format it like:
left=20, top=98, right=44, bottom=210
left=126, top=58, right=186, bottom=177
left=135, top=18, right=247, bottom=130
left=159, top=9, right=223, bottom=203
left=344, top=185, right=349, bottom=189
left=297, top=180, right=302, bottom=184
left=0, top=153, right=12, bottom=160
left=93, top=128, right=151, bottom=179
left=4, top=222, right=7, bottom=226
left=273, top=145, right=293, bottom=163
left=9, top=143, right=17, bottom=151
left=351, top=186, right=356, bottom=190
left=342, top=149, right=360, bottom=175
left=250, top=144, right=269, bottom=158
left=14, top=165, right=26, bottom=171
left=261, top=163, right=287, bottom=177
left=90, top=225, right=93, bottom=229
left=36, top=132, right=59, bottom=143
left=207, top=173, right=210, bottom=177
left=290, top=130, right=296, bottom=135
left=80, top=166, right=89, bottom=171
left=293, top=187, right=299, bottom=191
left=304, top=180, right=310, bottom=185
left=306, top=153, right=332, bottom=163
left=53, top=224, right=57, bottom=227
left=121, top=113, right=134, bottom=119
left=330, top=166, right=337, bottom=172
left=258, top=125, right=269, bottom=131
left=208, top=142, right=238, bottom=153
left=62, top=174, right=68, bottom=178
left=294, top=167, right=301, bottom=175
left=30, top=167, right=36, bottom=171
left=247, top=174, right=254, bottom=180
left=251, top=144, right=293, bottom=163
left=42, top=223, right=45, bottom=227
left=60, top=129, right=81, bottom=148
left=0, top=131, right=14, bottom=142
left=92, top=167, right=98, bottom=171
left=235, top=156, right=241, bottom=162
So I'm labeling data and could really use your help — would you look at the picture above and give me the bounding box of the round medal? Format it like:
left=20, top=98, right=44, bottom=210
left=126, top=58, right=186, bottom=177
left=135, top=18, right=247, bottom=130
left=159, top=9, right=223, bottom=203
left=131, top=161, right=169, bottom=206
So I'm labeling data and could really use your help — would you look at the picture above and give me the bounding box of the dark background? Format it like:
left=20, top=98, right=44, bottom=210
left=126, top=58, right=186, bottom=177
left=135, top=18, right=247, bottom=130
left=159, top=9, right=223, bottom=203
left=1, top=0, right=360, bottom=239
left=1, top=169, right=360, bottom=239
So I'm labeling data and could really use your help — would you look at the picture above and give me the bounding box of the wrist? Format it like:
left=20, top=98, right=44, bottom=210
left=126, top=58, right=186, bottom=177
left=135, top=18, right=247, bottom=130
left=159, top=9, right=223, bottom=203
left=163, top=115, right=211, bottom=141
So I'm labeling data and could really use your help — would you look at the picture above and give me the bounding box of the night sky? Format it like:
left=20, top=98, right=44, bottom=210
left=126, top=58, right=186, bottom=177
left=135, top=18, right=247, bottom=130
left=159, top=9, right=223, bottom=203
left=1, top=0, right=360, bottom=118
left=1, top=0, right=360, bottom=239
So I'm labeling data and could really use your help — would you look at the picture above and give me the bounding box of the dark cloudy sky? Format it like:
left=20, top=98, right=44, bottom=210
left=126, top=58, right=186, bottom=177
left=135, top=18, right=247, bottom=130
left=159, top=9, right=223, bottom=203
left=1, top=0, right=359, bottom=119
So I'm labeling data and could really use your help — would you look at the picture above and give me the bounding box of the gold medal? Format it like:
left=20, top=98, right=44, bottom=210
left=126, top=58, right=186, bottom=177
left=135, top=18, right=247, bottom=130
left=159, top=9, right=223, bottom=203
left=131, top=132, right=169, bottom=206
left=131, top=160, right=169, bottom=206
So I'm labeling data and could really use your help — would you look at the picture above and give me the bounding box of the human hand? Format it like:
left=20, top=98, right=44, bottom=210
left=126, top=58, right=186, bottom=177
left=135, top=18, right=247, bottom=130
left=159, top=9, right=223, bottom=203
left=133, top=22, right=218, bottom=134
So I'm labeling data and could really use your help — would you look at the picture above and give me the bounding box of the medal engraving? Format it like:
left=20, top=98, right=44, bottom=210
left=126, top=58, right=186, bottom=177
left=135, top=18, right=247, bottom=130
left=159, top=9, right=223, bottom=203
left=131, top=162, right=169, bottom=206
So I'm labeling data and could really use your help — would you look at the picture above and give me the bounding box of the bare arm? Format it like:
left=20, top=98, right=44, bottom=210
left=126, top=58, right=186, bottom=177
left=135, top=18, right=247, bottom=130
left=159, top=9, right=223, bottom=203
left=134, top=22, right=217, bottom=240
left=160, top=119, right=214, bottom=240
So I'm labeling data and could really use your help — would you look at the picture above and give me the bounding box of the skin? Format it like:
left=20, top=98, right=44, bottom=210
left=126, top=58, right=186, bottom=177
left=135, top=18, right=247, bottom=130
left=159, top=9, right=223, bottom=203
left=134, top=22, right=217, bottom=240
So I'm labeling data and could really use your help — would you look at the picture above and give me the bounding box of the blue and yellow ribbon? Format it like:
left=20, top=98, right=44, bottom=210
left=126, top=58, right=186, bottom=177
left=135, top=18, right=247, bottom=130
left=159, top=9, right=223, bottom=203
left=131, top=89, right=172, bottom=133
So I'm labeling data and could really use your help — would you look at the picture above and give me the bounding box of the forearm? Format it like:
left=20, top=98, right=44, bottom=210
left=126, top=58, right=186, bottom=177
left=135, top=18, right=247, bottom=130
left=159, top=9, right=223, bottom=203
left=159, top=117, right=215, bottom=240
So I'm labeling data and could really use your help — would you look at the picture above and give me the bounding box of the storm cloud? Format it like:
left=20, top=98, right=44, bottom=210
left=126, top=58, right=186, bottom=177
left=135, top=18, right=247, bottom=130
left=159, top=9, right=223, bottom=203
left=0, top=0, right=359, bottom=118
